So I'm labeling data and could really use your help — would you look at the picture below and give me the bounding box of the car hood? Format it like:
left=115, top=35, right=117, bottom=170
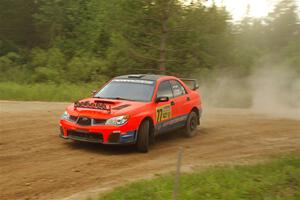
left=66, top=98, right=147, bottom=119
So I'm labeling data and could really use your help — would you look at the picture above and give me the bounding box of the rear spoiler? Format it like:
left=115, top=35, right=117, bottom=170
left=180, top=78, right=199, bottom=91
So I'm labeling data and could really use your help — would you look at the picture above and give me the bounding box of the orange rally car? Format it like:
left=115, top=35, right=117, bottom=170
left=59, top=74, right=202, bottom=152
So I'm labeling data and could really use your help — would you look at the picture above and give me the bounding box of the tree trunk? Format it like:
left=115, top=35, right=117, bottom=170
left=159, top=17, right=167, bottom=72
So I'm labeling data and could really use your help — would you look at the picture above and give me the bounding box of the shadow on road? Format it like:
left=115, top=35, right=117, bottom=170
left=63, top=128, right=207, bottom=155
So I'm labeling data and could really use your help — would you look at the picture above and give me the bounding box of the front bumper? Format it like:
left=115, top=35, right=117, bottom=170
left=59, top=120, right=137, bottom=144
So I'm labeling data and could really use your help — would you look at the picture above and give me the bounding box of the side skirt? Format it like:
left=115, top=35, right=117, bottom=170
left=155, top=114, right=188, bottom=135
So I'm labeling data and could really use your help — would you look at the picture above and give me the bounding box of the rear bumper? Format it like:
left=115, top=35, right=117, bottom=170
left=59, top=120, right=137, bottom=144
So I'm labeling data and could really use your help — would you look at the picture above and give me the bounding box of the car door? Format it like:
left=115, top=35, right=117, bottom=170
left=155, top=80, right=174, bottom=133
left=169, top=80, right=190, bottom=125
left=155, top=81, right=173, bottom=123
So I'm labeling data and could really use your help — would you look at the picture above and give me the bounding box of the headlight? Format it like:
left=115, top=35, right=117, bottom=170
left=61, top=111, right=70, bottom=120
left=105, top=115, right=129, bottom=126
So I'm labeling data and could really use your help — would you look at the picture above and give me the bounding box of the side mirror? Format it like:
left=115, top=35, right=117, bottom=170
left=91, top=90, right=97, bottom=96
left=193, top=84, right=199, bottom=91
left=156, top=96, right=169, bottom=103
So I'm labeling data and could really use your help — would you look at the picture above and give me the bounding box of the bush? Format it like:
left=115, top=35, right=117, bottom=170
left=33, top=67, right=60, bottom=83
left=66, top=56, right=108, bottom=83
left=0, top=52, right=30, bottom=83
left=30, top=47, right=66, bottom=69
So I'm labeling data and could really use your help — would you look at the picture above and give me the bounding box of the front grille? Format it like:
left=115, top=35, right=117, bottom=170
left=108, top=132, right=120, bottom=143
left=77, top=117, right=91, bottom=126
left=73, top=117, right=106, bottom=126
left=67, top=130, right=103, bottom=142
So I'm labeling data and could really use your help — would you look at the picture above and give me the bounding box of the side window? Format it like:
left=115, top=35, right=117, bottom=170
left=156, top=81, right=173, bottom=99
left=170, top=80, right=186, bottom=97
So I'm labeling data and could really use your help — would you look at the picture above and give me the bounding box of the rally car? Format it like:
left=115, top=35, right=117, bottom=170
left=59, top=74, right=202, bottom=152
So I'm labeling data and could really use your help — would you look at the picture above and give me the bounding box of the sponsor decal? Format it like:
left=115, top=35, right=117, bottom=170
left=156, top=104, right=172, bottom=122
left=74, top=101, right=111, bottom=113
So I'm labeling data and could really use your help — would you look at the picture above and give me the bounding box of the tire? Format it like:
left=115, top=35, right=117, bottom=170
left=136, top=120, right=150, bottom=153
left=184, top=111, right=198, bottom=137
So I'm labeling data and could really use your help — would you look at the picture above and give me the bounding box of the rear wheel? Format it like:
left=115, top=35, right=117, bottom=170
left=184, top=111, right=198, bottom=137
left=136, top=120, right=150, bottom=153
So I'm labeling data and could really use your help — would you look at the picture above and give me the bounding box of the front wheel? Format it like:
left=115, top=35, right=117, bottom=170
left=184, top=111, right=198, bottom=137
left=136, top=120, right=150, bottom=153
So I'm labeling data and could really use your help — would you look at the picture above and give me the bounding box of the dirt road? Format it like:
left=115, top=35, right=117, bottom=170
left=0, top=101, right=299, bottom=200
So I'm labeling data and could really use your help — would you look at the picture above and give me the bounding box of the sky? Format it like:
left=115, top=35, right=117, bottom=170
left=203, top=0, right=300, bottom=21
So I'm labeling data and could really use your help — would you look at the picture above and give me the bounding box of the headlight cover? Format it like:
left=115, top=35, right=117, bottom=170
left=61, top=111, right=70, bottom=120
left=105, top=115, right=129, bottom=126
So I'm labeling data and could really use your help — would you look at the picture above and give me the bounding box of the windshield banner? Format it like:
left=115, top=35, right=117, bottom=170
left=112, top=79, right=154, bottom=85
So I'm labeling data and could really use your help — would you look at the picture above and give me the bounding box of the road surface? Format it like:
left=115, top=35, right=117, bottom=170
left=0, top=101, right=299, bottom=200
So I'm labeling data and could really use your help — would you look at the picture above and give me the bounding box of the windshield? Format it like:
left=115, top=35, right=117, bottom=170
left=94, top=79, right=155, bottom=102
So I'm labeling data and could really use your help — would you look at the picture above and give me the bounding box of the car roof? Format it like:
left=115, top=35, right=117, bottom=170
left=114, top=74, right=170, bottom=81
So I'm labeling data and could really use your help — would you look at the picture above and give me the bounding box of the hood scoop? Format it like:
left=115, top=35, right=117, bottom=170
left=112, top=104, right=131, bottom=110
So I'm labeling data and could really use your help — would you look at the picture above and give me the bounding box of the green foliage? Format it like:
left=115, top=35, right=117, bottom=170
left=0, top=0, right=238, bottom=83
left=0, top=52, right=30, bottom=82
left=0, top=82, right=101, bottom=102
left=0, top=0, right=39, bottom=49
left=34, top=67, right=60, bottom=83
left=29, top=48, right=65, bottom=82
left=98, top=155, right=300, bottom=200
left=30, top=48, right=65, bottom=69
left=0, top=0, right=299, bottom=98
left=66, top=56, right=107, bottom=83
left=0, top=52, right=21, bottom=71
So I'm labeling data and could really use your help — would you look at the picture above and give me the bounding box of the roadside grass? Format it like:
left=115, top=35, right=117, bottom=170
left=0, top=82, right=101, bottom=102
left=96, top=155, right=300, bottom=200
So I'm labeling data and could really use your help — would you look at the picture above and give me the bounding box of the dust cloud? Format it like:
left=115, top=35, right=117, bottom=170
left=249, top=66, right=300, bottom=120
left=198, top=66, right=300, bottom=120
